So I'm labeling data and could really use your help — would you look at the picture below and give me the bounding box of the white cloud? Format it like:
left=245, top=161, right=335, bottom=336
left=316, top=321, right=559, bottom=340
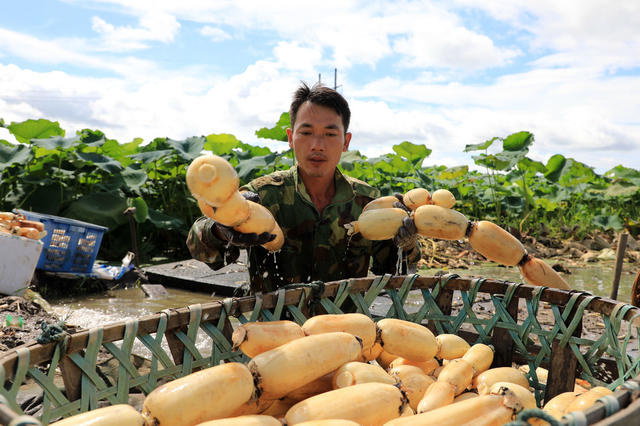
left=91, top=11, right=180, bottom=52
left=0, top=59, right=296, bottom=149
left=385, top=5, right=521, bottom=70
left=393, top=27, right=520, bottom=69
left=453, top=0, right=640, bottom=71
left=199, top=26, right=232, bottom=42
left=273, top=42, right=323, bottom=72
left=64, top=1, right=519, bottom=71
left=0, top=27, right=159, bottom=79
left=1, top=1, right=639, bottom=175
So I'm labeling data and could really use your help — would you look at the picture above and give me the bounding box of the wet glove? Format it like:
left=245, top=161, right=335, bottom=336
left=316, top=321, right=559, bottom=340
left=214, top=191, right=277, bottom=248
left=392, top=193, right=419, bottom=250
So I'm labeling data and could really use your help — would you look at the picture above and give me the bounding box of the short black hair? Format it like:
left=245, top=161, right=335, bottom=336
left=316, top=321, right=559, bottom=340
left=289, top=82, right=351, bottom=133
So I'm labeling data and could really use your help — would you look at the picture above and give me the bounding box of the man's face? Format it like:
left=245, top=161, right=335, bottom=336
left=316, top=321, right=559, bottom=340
left=287, top=101, right=351, bottom=180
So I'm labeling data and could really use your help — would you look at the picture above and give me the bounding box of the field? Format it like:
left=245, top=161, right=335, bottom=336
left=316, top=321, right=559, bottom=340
left=1, top=115, right=638, bottom=264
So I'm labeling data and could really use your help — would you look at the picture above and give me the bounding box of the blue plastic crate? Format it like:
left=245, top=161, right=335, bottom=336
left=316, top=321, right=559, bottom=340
left=13, top=209, right=108, bottom=274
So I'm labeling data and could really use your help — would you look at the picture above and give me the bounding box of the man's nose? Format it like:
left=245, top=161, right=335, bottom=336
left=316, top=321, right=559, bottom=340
left=309, top=134, right=326, bottom=150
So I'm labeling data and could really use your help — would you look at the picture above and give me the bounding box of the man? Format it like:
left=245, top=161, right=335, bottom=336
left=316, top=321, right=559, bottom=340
left=188, top=83, right=420, bottom=294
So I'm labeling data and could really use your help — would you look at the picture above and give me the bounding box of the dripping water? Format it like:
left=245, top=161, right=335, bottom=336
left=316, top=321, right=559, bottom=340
left=395, top=246, right=404, bottom=275
left=341, top=233, right=355, bottom=268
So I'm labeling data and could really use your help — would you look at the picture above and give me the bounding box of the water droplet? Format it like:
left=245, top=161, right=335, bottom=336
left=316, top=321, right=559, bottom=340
left=396, top=247, right=404, bottom=275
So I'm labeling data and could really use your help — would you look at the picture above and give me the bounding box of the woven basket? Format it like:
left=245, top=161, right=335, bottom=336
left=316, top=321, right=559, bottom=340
left=1, top=273, right=640, bottom=425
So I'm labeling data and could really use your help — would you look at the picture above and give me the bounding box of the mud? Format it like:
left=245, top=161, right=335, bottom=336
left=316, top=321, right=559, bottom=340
left=0, top=292, right=78, bottom=352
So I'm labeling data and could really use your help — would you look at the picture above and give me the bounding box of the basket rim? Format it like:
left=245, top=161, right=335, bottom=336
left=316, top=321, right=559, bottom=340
left=1, top=273, right=638, bottom=374
left=13, top=209, right=109, bottom=231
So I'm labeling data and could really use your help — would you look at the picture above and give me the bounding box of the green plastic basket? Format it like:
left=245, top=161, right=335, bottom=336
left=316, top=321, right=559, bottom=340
left=1, top=274, right=639, bottom=425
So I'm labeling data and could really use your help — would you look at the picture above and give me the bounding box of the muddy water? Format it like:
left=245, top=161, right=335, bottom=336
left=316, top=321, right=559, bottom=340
left=50, top=287, right=220, bottom=329
left=50, top=287, right=221, bottom=357
left=426, top=260, right=636, bottom=304
left=50, top=262, right=636, bottom=329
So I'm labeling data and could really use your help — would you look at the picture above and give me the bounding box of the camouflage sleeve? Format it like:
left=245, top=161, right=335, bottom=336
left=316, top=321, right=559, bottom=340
left=370, top=238, right=421, bottom=275
left=186, top=216, right=240, bottom=270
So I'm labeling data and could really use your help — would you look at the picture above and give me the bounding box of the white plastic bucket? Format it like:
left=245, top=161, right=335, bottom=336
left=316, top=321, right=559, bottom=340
left=0, top=232, right=43, bottom=296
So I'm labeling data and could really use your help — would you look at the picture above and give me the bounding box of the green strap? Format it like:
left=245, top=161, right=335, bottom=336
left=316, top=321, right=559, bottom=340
left=27, top=366, right=68, bottom=407
left=282, top=281, right=326, bottom=317
left=562, top=410, right=588, bottom=426
left=200, top=321, right=241, bottom=364
left=620, top=379, right=640, bottom=391
left=385, top=274, right=418, bottom=321
left=364, top=275, right=391, bottom=307
left=7, top=415, right=42, bottom=426
left=453, top=278, right=491, bottom=342
left=116, top=320, right=139, bottom=401
left=175, top=304, right=203, bottom=376
left=334, top=280, right=353, bottom=308
left=103, top=320, right=154, bottom=396
left=596, top=394, right=621, bottom=417
left=138, top=312, right=175, bottom=388
left=35, top=336, right=68, bottom=424
left=290, top=287, right=312, bottom=324
left=320, top=297, right=344, bottom=315
left=7, top=348, right=31, bottom=413
left=85, top=328, right=112, bottom=409
left=273, top=289, right=286, bottom=319
left=413, top=277, right=453, bottom=335
left=549, top=295, right=596, bottom=377
left=506, top=408, right=562, bottom=426
left=248, top=292, right=263, bottom=322
left=621, top=312, right=640, bottom=380
left=351, top=292, right=371, bottom=316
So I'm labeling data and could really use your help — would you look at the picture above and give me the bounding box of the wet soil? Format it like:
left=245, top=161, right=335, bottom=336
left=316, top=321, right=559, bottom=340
left=0, top=293, right=78, bottom=352
left=417, top=231, right=640, bottom=271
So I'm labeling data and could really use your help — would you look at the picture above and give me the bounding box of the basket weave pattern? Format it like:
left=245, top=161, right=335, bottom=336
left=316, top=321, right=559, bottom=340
left=1, top=273, right=639, bottom=425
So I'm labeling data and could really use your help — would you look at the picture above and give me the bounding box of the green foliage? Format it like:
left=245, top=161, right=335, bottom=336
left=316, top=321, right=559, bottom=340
left=255, top=112, right=290, bottom=142
left=7, top=119, right=65, bottom=143
left=0, top=118, right=638, bottom=265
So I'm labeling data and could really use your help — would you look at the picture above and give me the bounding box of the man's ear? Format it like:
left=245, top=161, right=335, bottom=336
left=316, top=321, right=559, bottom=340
left=287, top=128, right=294, bottom=150
left=343, top=132, right=352, bottom=152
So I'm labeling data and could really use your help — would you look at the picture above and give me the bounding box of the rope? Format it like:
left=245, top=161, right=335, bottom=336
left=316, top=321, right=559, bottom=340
left=283, top=281, right=325, bottom=316
left=36, top=322, right=69, bottom=351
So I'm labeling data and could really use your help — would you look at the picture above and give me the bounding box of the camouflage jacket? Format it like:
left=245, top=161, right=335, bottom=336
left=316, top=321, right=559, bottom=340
left=187, top=166, right=420, bottom=294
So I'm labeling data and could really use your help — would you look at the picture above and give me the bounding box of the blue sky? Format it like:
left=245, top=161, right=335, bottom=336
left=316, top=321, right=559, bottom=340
left=1, top=0, right=639, bottom=173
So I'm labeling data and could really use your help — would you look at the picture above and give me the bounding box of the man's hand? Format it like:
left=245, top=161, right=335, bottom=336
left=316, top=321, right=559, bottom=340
left=216, top=224, right=276, bottom=248
left=392, top=193, right=419, bottom=250
left=215, top=191, right=277, bottom=248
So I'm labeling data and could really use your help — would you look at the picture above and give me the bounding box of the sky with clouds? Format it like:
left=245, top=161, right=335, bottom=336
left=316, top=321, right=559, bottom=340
left=1, top=0, right=639, bottom=174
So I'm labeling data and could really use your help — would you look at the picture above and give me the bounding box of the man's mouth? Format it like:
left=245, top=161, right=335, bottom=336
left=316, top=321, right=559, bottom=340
left=308, top=156, right=326, bottom=165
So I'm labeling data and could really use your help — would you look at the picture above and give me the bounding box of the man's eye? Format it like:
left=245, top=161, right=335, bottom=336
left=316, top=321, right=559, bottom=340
left=326, top=133, right=338, bottom=137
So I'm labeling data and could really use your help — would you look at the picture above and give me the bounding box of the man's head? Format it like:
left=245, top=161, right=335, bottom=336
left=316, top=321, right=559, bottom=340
left=289, top=82, right=351, bottom=134
left=287, top=82, right=352, bottom=182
